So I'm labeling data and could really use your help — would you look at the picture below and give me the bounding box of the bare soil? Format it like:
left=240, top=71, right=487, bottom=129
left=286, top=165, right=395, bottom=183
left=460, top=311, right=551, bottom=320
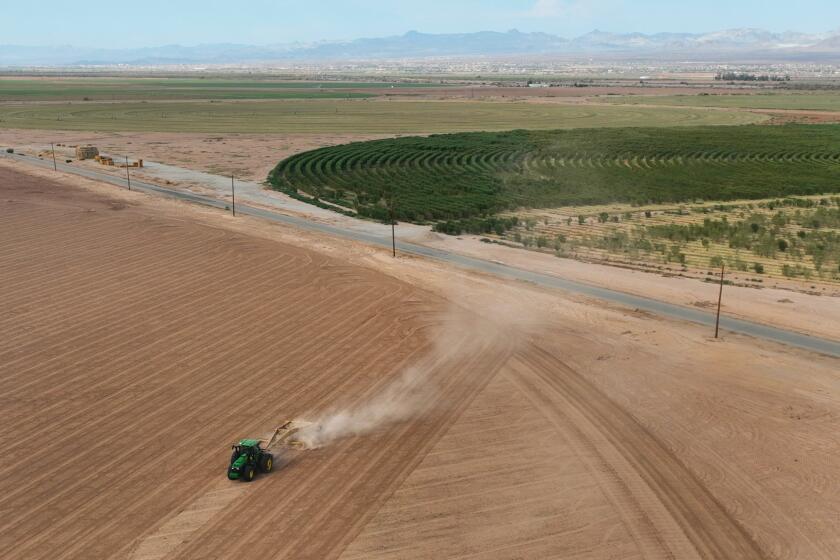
left=0, top=129, right=392, bottom=181
left=1, top=165, right=838, bottom=560
left=415, top=231, right=840, bottom=341
left=752, top=108, right=840, bottom=124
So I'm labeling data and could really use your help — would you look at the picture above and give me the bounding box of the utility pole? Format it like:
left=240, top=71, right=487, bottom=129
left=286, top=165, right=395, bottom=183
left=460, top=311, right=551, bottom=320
left=51, top=142, right=57, bottom=171
left=389, top=188, right=396, bottom=258
left=231, top=174, right=236, bottom=217
left=391, top=209, right=396, bottom=258
left=125, top=156, right=131, bottom=191
left=714, top=263, right=725, bottom=339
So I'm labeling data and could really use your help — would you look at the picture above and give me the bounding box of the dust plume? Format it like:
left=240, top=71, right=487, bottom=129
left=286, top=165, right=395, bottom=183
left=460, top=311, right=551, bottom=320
left=295, top=363, right=433, bottom=449
left=295, top=296, right=536, bottom=449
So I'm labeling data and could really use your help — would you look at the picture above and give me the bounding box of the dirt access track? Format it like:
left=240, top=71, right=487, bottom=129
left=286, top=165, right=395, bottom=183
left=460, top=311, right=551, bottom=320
left=1, top=164, right=838, bottom=559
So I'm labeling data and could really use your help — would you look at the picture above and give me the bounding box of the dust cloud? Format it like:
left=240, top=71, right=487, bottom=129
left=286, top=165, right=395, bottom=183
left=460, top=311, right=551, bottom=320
left=295, top=363, right=433, bottom=449
left=295, top=295, right=542, bottom=449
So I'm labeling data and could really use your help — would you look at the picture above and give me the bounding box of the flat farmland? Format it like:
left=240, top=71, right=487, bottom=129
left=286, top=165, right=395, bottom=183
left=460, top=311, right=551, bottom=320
left=0, top=98, right=765, bottom=134
left=2, top=165, right=838, bottom=560
left=0, top=78, right=441, bottom=101
left=0, top=166, right=466, bottom=559
left=606, top=92, right=840, bottom=111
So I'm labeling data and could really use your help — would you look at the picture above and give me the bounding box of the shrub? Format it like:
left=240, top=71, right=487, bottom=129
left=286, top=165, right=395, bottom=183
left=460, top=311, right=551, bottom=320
left=432, top=215, right=520, bottom=236
left=753, top=262, right=764, bottom=274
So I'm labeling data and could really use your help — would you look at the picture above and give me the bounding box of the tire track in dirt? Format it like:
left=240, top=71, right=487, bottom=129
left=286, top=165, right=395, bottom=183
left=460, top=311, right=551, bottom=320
left=0, top=229, right=244, bottom=335
left=123, top=324, right=435, bottom=560
left=174, top=324, right=516, bottom=560
left=54, top=289, right=424, bottom=560
left=2, top=164, right=805, bottom=560
left=9, top=282, right=424, bottom=556
left=0, top=225, right=251, bottom=363
left=4, top=284, right=392, bottom=557
left=0, top=168, right=447, bottom=559
left=0, top=250, right=300, bottom=432
left=336, top=361, right=644, bottom=559
left=506, top=343, right=767, bottom=560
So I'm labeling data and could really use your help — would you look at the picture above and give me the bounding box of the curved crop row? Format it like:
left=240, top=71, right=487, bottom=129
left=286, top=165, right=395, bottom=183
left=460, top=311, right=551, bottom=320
left=268, top=126, right=840, bottom=222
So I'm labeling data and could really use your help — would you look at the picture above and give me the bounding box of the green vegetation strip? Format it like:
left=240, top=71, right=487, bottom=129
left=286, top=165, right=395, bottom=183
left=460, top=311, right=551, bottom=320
left=0, top=99, right=763, bottom=134
left=605, top=93, right=840, bottom=112
left=0, top=78, right=438, bottom=101
left=269, top=125, right=840, bottom=221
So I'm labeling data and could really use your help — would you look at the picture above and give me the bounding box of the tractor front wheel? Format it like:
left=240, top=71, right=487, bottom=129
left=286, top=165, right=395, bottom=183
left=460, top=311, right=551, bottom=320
left=259, top=453, right=274, bottom=473
left=242, top=464, right=256, bottom=482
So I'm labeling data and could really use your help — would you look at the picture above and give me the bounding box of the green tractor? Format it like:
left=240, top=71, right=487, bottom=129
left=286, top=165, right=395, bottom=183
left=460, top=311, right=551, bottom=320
left=227, top=439, right=274, bottom=482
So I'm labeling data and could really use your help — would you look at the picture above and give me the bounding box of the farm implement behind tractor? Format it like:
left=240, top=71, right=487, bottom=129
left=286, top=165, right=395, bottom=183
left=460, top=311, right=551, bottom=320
left=227, top=420, right=310, bottom=482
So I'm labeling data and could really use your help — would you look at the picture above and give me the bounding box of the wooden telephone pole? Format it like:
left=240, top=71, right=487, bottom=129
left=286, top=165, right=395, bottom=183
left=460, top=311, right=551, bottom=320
left=715, top=263, right=725, bottom=338
left=231, top=175, right=236, bottom=217
left=389, top=188, right=396, bottom=257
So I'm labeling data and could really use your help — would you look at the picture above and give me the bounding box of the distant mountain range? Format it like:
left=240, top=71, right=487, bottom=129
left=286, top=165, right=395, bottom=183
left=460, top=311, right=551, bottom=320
left=3, top=28, right=840, bottom=66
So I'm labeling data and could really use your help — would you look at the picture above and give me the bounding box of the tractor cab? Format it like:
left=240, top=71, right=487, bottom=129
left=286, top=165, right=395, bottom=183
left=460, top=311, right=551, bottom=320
left=232, top=439, right=261, bottom=457
left=225, top=421, right=310, bottom=482
left=227, top=438, right=273, bottom=482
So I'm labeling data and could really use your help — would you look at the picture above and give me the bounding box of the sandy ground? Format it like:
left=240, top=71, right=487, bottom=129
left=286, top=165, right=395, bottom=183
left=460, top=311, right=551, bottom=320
left=1, top=164, right=838, bottom=559
left=416, top=232, right=840, bottom=341
left=751, top=108, right=840, bottom=124
left=0, top=129, right=392, bottom=181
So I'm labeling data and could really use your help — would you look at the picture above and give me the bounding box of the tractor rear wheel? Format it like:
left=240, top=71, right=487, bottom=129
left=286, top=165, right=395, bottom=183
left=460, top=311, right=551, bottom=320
left=242, top=464, right=256, bottom=482
left=259, top=453, right=274, bottom=473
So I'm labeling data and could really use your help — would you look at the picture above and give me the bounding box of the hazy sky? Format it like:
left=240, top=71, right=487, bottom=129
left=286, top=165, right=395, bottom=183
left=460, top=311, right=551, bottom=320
left=3, top=0, right=839, bottom=48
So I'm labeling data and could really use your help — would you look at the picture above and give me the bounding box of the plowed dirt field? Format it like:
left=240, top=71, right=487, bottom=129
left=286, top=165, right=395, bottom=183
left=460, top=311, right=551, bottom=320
left=1, top=165, right=838, bottom=560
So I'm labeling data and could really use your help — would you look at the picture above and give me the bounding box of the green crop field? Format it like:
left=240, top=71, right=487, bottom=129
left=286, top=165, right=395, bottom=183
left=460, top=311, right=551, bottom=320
left=606, top=93, right=840, bottom=111
left=269, top=125, right=840, bottom=221
left=0, top=78, right=440, bottom=101
left=0, top=98, right=764, bottom=134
